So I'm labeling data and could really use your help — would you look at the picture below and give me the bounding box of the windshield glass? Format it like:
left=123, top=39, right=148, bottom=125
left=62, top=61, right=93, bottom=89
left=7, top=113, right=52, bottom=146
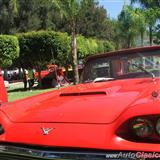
left=81, top=50, right=160, bottom=83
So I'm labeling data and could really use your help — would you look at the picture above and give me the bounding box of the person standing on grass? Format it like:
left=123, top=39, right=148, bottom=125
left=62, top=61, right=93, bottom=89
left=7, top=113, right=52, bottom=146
left=23, top=69, right=28, bottom=90
left=57, top=69, right=70, bottom=87
left=28, top=67, right=35, bottom=91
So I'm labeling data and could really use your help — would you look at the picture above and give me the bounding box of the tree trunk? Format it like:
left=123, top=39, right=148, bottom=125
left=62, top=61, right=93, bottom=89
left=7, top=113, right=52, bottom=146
left=18, top=67, right=23, bottom=79
left=149, top=25, right=153, bottom=46
left=37, top=67, right=42, bottom=88
left=140, top=31, right=144, bottom=47
left=127, top=35, right=131, bottom=48
left=71, top=21, right=79, bottom=84
left=3, top=69, right=7, bottom=81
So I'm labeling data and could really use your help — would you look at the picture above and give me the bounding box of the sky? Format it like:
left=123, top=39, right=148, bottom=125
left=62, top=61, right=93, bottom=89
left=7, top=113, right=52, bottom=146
left=98, top=0, right=130, bottom=19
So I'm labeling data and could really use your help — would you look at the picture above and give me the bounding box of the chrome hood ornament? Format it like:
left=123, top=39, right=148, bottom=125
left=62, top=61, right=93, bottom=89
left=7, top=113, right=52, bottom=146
left=41, top=127, right=54, bottom=135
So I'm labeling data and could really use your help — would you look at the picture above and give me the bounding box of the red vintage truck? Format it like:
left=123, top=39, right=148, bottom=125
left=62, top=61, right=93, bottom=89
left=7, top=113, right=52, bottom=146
left=0, top=69, right=7, bottom=104
left=1, top=46, right=160, bottom=159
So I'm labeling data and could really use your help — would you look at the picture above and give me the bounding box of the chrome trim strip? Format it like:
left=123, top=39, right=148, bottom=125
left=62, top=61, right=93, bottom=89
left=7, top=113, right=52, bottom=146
left=0, top=144, right=108, bottom=160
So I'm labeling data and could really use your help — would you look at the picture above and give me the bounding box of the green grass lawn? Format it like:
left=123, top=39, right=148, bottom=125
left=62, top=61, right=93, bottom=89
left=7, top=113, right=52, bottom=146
left=8, top=82, right=54, bottom=102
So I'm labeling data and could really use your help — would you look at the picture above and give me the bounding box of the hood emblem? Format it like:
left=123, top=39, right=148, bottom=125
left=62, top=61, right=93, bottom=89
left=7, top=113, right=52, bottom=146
left=41, top=127, right=54, bottom=135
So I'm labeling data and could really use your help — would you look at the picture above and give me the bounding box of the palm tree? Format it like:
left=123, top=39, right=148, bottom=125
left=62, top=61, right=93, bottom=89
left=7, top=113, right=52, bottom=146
left=53, top=0, right=83, bottom=84
left=118, top=5, right=144, bottom=48
left=131, top=0, right=159, bottom=46
left=135, top=8, right=146, bottom=46
left=131, top=0, right=160, bottom=8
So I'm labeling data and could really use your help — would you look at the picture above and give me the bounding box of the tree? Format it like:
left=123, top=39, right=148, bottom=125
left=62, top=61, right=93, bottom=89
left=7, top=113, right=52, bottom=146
left=117, top=5, right=146, bottom=48
left=16, top=30, right=115, bottom=87
left=144, top=8, right=158, bottom=46
left=36, top=0, right=55, bottom=30
left=0, top=0, right=56, bottom=33
left=0, top=0, right=116, bottom=45
left=0, top=0, right=18, bottom=34
left=53, top=0, right=115, bottom=41
left=134, top=8, right=146, bottom=46
left=77, top=35, right=115, bottom=59
left=131, top=0, right=160, bottom=8
left=53, top=0, right=116, bottom=83
left=0, top=35, right=19, bottom=68
left=154, top=24, right=160, bottom=44
left=15, top=0, right=41, bottom=32
left=131, top=0, right=160, bottom=45
left=53, top=0, right=85, bottom=84
left=17, top=31, right=71, bottom=87
left=76, top=0, right=114, bottom=40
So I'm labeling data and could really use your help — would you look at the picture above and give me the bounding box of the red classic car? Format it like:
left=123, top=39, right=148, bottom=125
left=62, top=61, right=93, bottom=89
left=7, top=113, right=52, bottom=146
left=0, top=46, right=160, bottom=159
left=0, top=69, right=7, bottom=104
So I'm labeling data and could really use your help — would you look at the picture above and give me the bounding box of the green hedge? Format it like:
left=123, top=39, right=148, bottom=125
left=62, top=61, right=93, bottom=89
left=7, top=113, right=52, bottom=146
left=77, top=35, right=115, bottom=58
left=17, top=31, right=115, bottom=68
left=0, top=35, right=19, bottom=68
left=17, top=31, right=71, bottom=68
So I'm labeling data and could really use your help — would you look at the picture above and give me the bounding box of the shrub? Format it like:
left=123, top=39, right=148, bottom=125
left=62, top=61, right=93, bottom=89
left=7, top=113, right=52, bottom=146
left=0, top=35, right=19, bottom=68
left=17, top=31, right=71, bottom=68
left=17, top=31, right=115, bottom=67
left=77, top=35, right=115, bottom=58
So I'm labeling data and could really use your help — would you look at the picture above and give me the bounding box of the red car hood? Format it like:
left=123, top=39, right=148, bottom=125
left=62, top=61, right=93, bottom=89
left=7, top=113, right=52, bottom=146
left=1, top=78, right=155, bottom=124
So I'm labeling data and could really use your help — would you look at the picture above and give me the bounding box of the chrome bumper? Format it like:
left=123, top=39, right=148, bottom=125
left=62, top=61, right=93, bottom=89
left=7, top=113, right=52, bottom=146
left=0, top=144, right=109, bottom=160
left=0, top=144, right=148, bottom=160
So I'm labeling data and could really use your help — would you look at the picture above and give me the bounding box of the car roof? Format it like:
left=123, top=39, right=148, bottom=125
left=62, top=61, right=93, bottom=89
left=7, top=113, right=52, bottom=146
left=85, top=45, right=160, bottom=62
